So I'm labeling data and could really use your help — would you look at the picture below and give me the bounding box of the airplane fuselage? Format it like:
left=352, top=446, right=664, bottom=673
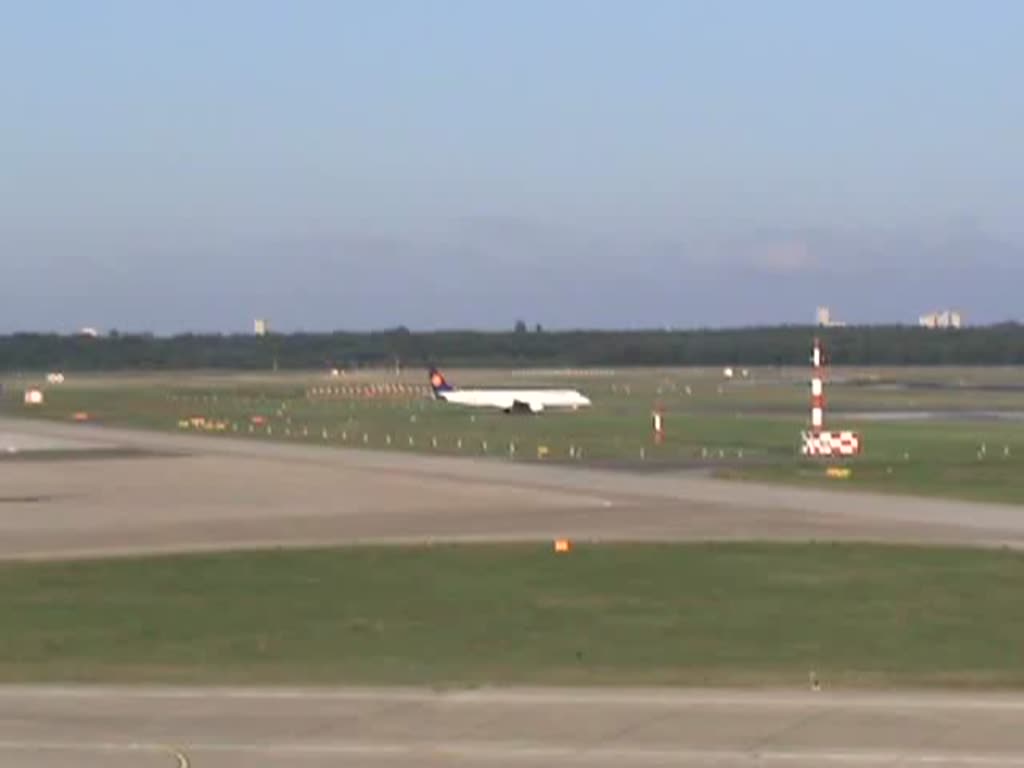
left=436, top=388, right=591, bottom=412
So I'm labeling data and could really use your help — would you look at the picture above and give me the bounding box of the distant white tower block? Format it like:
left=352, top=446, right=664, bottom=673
left=254, top=319, right=269, bottom=336
left=815, top=306, right=831, bottom=327
left=919, top=310, right=964, bottom=329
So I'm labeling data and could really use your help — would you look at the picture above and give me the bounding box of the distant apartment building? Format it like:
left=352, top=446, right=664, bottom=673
left=254, top=318, right=269, bottom=336
left=918, top=310, right=963, bottom=329
left=815, top=306, right=846, bottom=327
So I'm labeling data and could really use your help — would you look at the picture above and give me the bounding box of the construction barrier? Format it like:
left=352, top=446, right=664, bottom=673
left=802, top=431, right=862, bottom=457
left=306, top=383, right=431, bottom=400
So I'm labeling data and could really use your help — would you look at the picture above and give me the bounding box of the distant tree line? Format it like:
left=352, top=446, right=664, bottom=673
left=1, top=325, right=1024, bottom=372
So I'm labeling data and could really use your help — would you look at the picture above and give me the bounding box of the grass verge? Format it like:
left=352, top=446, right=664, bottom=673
left=6, top=376, right=1024, bottom=503
left=3, top=542, right=1024, bottom=688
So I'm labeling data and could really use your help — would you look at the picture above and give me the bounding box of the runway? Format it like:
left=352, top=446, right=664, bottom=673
left=0, top=416, right=1022, bottom=560
left=6, top=686, right=1024, bottom=767
left=4, top=417, right=1024, bottom=766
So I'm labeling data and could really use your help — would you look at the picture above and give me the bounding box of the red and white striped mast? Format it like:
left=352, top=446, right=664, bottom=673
left=810, top=337, right=825, bottom=434
left=802, top=336, right=861, bottom=459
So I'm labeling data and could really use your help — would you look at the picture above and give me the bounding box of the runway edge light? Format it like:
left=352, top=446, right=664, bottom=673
left=554, top=539, right=572, bottom=554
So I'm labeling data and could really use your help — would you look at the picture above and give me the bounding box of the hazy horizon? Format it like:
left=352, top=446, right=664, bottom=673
left=4, top=1, right=1022, bottom=333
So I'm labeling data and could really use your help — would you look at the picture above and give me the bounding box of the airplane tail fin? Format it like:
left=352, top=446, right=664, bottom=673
left=428, top=367, right=454, bottom=398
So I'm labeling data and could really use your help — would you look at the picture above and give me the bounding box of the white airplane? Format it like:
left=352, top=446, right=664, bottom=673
left=428, top=368, right=592, bottom=413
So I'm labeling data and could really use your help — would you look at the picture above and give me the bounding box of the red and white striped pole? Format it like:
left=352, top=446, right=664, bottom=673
left=652, top=405, right=665, bottom=444
left=810, top=337, right=825, bottom=434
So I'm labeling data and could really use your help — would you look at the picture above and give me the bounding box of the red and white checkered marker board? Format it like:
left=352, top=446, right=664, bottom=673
left=801, top=431, right=862, bottom=457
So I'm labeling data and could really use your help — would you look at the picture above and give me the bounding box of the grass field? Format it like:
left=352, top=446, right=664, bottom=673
left=2, top=542, right=1024, bottom=688
left=4, top=366, right=1024, bottom=502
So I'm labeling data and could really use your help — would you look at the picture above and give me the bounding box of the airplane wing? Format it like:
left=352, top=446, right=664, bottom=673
left=512, top=399, right=544, bottom=413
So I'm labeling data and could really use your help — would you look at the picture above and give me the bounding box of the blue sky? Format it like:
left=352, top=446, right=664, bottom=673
left=3, top=0, right=1022, bottom=332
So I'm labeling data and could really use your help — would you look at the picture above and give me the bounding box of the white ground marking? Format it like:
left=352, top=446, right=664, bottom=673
left=0, top=740, right=188, bottom=765
left=3, top=740, right=1024, bottom=766
left=11, top=685, right=1024, bottom=711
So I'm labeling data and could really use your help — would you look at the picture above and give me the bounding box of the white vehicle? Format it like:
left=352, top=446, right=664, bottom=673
left=429, top=368, right=591, bottom=413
